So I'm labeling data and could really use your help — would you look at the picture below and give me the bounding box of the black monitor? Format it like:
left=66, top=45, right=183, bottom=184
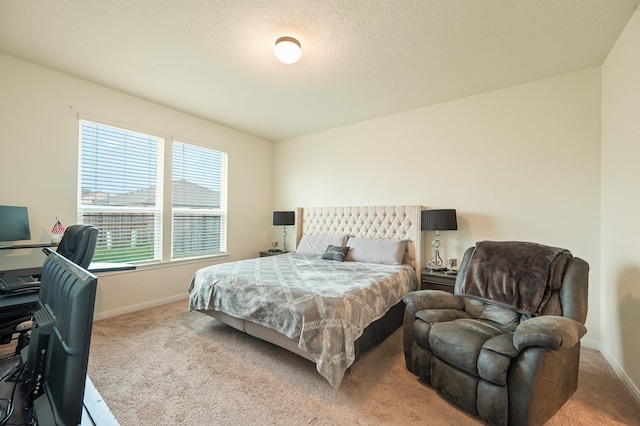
left=0, top=205, right=31, bottom=243
left=21, top=250, right=98, bottom=426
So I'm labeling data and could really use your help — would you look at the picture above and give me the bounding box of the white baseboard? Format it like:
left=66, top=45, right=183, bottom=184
left=599, top=347, right=640, bottom=404
left=580, top=338, right=640, bottom=405
left=93, top=294, right=189, bottom=321
left=581, top=337, right=599, bottom=349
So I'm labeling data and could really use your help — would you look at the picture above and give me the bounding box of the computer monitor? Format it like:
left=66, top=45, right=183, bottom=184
left=21, top=250, right=98, bottom=426
left=0, top=205, right=31, bottom=243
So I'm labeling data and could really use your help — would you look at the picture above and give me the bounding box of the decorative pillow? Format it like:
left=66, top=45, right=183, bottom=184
left=321, top=245, right=349, bottom=262
left=296, top=234, right=348, bottom=256
left=346, top=237, right=408, bottom=265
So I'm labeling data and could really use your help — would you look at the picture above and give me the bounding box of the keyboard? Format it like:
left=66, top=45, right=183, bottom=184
left=0, top=275, right=40, bottom=294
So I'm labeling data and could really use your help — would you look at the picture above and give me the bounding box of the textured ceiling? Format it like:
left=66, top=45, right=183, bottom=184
left=1, top=0, right=638, bottom=141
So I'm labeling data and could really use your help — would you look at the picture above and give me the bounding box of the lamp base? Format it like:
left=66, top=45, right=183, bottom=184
left=427, top=240, right=445, bottom=272
left=282, top=227, right=288, bottom=252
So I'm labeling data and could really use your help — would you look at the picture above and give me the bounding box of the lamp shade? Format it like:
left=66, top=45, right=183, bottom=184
left=274, top=37, right=302, bottom=64
left=273, top=211, right=295, bottom=226
left=421, top=209, right=457, bottom=231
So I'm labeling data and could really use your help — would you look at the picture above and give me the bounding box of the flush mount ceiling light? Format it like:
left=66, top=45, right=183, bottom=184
left=274, top=36, right=302, bottom=64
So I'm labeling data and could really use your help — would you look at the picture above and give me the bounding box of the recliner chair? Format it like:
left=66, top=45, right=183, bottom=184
left=403, top=241, right=589, bottom=426
left=0, top=224, right=98, bottom=352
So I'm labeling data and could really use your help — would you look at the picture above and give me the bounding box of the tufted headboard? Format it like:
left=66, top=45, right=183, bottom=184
left=296, top=206, right=424, bottom=275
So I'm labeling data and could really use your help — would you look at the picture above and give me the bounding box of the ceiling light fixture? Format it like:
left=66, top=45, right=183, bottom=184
left=274, top=36, right=302, bottom=64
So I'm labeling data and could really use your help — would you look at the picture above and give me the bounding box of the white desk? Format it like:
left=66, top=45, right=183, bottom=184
left=1, top=357, right=119, bottom=425
left=82, top=376, right=120, bottom=425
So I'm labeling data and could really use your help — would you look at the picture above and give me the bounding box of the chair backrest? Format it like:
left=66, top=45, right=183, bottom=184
left=454, top=244, right=589, bottom=326
left=56, top=225, right=99, bottom=269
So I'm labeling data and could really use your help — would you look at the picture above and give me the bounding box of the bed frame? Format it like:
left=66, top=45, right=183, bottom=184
left=199, top=205, right=424, bottom=366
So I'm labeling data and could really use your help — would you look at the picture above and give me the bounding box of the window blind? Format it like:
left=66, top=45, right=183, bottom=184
left=172, top=141, right=227, bottom=259
left=78, top=120, right=164, bottom=264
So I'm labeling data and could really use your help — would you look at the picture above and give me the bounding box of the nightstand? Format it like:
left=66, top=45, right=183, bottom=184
left=420, top=269, right=457, bottom=293
left=259, top=250, right=286, bottom=257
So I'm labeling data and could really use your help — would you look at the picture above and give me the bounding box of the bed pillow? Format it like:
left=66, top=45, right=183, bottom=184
left=321, top=245, right=350, bottom=262
left=346, top=237, right=408, bottom=265
left=296, top=234, right=348, bottom=256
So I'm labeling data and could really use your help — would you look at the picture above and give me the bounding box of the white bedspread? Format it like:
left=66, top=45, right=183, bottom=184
left=188, top=252, right=417, bottom=388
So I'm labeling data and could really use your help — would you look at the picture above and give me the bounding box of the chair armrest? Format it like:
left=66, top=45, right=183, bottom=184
left=513, top=316, right=586, bottom=351
left=403, top=290, right=465, bottom=314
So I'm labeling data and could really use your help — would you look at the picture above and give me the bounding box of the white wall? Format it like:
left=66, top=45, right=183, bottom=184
left=274, top=68, right=602, bottom=343
left=0, top=53, right=273, bottom=318
left=601, top=8, right=640, bottom=397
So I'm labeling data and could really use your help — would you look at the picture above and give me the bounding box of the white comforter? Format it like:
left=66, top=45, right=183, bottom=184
left=188, top=252, right=417, bottom=388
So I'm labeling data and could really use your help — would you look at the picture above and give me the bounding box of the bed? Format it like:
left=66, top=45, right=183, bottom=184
left=188, top=206, right=423, bottom=387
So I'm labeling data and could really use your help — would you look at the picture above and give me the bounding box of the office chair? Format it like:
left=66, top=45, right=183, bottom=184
left=53, top=224, right=99, bottom=269
left=0, top=224, right=98, bottom=354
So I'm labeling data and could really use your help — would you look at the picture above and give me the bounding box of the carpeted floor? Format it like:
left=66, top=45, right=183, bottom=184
left=87, top=300, right=640, bottom=425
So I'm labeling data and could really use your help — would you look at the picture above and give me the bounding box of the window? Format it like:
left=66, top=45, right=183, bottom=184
left=172, top=141, right=227, bottom=259
left=78, top=120, right=164, bottom=264
left=78, top=119, right=228, bottom=264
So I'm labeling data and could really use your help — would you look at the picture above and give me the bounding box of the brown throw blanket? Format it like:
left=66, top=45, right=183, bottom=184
left=460, top=241, right=571, bottom=316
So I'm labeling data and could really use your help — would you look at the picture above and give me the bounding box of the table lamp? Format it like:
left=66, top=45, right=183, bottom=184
left=273, top=211, right=295, bottom=252
left=421, top=209, right=457, bottom=271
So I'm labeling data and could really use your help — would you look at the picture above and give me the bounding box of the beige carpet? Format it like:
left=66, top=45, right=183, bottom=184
left=88, top=300, right=640, bottom=425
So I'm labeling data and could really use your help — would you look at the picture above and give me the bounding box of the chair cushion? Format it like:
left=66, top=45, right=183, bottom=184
left=413, top=309, right=472, bottom=349
left=478, top=333, right=517, bottom=385
left=429, top=319, right=511, bottom=377
left=463, top=296, right=522, bottom=331
left=478, top=304, right=521, bottom=331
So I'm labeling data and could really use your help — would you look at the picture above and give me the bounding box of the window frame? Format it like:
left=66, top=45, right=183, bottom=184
left=77, top=117, right=228, bottom=266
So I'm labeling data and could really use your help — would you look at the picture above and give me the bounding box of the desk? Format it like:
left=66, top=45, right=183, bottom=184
left=0, top=267, right=42, bottom=278
left=0, top=357, right=119, bottom=425
left=1, top=262, right=136, bottom=278
left=0, top=292, right=38, bottom=314
left=1, top=262, right=135, bottom=354
left=0, top=292, right=38, bottom=354
left=81, top=376, right=120, bottom=425
left=0, top=292, right=38, bottom=334
left=0, top=243, right=57, bottom=251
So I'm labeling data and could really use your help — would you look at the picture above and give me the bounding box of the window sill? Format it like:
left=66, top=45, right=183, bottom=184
left=101, top=253, right=229, bottom=274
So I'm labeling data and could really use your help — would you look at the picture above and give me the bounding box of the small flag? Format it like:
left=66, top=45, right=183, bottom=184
left=51, top=218, right=65, bottom=235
